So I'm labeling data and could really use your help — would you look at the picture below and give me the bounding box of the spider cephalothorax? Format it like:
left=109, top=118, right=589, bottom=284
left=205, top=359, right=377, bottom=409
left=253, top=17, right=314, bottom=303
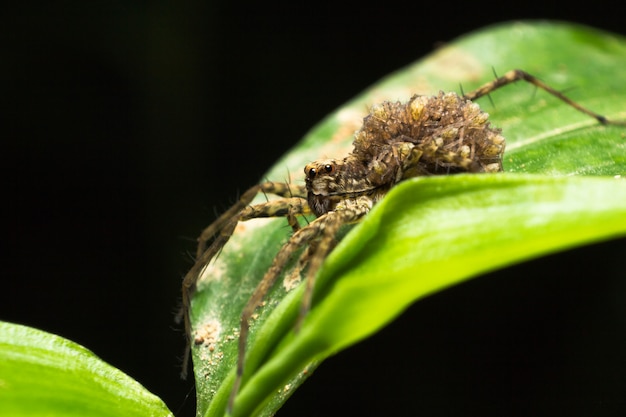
left=178, top=69, right=620, bottom=412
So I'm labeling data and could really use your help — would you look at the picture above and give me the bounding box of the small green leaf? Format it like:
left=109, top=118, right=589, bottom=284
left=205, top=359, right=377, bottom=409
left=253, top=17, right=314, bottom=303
left=0, top=321, right=173, bottom=417
left=190, top=21, right=626, bottom=417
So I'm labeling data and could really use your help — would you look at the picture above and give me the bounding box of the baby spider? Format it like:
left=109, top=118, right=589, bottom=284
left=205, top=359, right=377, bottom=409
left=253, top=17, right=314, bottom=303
left=180, top=69, right=623, bottom=412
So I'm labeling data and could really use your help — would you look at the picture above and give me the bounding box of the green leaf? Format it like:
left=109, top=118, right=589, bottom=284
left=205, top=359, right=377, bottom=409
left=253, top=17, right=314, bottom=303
left=0, top=321, right=173, bottom=417
left=189, top=21, right=626, bottom=417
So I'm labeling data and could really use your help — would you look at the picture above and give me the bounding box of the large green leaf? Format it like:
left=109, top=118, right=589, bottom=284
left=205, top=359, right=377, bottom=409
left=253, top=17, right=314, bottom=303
left=0, top=321, right=173, bottom=417
left=189, top=21, right=626, bottom=417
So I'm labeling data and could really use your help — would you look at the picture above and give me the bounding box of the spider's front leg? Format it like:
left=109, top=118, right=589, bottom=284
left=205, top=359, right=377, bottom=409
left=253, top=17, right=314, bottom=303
left=179, top=181, right=308, bottom=379
left=228, top=195, right=374, bottom=412
left=195, top=182, right=308, bottom=257
left=298, top=197, right=374, bottom=320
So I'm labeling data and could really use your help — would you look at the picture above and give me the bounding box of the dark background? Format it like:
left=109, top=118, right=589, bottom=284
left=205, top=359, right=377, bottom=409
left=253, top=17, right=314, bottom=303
left=3, top=2, right=626, bottom=416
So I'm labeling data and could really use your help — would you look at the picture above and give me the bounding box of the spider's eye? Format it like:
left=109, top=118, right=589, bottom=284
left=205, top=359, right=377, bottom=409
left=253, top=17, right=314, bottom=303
left=305, top=166, right=317, bottom=179
left=324, top=164, right=335, bottom=174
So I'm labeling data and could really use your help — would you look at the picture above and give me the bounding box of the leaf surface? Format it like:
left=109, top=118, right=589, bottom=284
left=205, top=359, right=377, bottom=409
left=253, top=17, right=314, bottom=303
left=0, top=321, right=173, bottom=417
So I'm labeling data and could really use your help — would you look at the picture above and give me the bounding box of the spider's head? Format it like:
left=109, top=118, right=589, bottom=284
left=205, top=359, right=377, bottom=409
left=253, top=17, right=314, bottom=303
left=304, top=157, right=375, bottom=216
left=304, top=159, right=339, bottom=196
left=305, top=159, right=345, bottom=216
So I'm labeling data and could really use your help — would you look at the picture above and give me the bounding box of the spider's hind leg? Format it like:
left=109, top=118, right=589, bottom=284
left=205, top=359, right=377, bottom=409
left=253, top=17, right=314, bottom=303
left=462, top=69, right=625, bottom=126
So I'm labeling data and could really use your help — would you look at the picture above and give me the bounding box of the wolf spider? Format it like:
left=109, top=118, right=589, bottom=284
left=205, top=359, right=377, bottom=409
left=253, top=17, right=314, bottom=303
left=179, top=69, right=623, bottom=411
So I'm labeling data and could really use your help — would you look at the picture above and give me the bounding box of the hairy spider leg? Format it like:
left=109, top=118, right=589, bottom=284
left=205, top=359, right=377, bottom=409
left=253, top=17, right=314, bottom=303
left=228, top=196, right=373, bottom=413
left=228, top=217, right=322, bottom=411
left=462, top=69, right=626, bottom=126
left=414, top=139, right=486, bottom=173
left=179, top=181, right=309, bottom=379
left=399, top=138, right=498, bottom=178
left=298, top=197, right=374, bottom=321
left=196, top=182, right=308, bottom=258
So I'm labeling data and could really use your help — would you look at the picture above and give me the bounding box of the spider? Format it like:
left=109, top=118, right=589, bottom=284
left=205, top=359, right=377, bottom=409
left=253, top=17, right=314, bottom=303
left=179, top=69, right=623, bottom=411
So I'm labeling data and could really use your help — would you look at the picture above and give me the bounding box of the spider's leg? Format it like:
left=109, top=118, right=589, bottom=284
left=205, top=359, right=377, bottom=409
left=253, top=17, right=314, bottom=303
left=196, top=182, right=308, bottom=258
left=403, top=126, right=504, bottom=176
left=400, top=141, right=482, bottom=177
left=423, top=143, right=488, bottom=173
left=229, top=217, right=326, bottom=412
left=298, top=199, right=373, bottom=324
left=462, top=69, right=626, bottom=126
left=287, top=238, right=319, bottom=288
left=179, top=194, right=310, bottom=379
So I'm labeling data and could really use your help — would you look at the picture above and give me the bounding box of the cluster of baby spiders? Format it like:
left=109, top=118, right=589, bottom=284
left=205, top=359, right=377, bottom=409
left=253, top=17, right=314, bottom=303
left=179, top=69, right=623, bottom=412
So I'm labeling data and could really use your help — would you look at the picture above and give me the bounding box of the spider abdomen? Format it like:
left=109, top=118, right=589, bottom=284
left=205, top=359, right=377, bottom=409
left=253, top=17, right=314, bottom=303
left=353, top=91, right=506, bottom=175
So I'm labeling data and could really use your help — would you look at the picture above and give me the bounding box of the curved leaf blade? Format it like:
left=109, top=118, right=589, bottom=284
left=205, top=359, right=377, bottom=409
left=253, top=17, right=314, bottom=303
left=232, top=175, right=626, bottom=416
